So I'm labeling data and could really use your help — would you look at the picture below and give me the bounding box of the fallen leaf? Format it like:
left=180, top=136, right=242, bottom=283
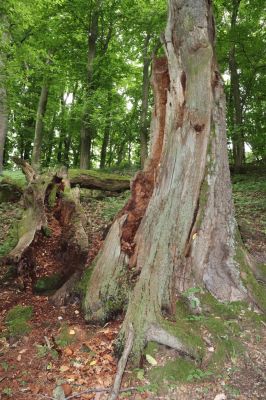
left=90, top=360, right=97, bottom=366
left=214, top=394, right=226, bottom=400
left=61, top=383, right=72, bottom=396
left=60, top=365, right=70, bottom=372
left=64, top=347, right=73, bottom=356
left=146, top=354, right=157, bottom=366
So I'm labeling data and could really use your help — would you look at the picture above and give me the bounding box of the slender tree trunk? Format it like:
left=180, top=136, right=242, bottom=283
left=80, top=7, right=100, bottom=169
left=0, top=87, right=8, bottom=174
left=84, top=0, right=259, bottom=365
left=229, top=0, right=245, bottom=172
left=45, top=113, right=56, bottom=165
left=32, top=84, right=49, bottom=170
left=100, top=100, right=111, bottom=169
left=0, top=17, right=9, bottom=175
left=140, top=33, right=151, bottom=169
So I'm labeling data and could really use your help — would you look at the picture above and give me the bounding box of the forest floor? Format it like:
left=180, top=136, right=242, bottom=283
left=0, top=171, right=265, bottom=400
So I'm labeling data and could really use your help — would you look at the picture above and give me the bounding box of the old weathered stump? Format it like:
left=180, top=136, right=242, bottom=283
left=84, top=0, right=264, bottom=368
left=0, top=160, right=88, bottom=302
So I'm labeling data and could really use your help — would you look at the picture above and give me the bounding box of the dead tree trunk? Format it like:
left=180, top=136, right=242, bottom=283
left=84, top=0, right=262, bottom=364
left=1, top=159, right=88, bottom=303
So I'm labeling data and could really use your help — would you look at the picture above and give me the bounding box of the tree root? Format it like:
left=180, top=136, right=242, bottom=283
left=108, top=323, right=134, bottom=400
left=146, top=324, right=197, bottom=359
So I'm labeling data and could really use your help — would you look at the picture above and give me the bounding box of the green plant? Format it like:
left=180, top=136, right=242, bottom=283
left=5, top=305, right=33, bottom=337
left=2, top=388, right=13, bottom=397
left=187, top=368, right=213, bottom=381
left=0, top=361, right=9, bottom=372
left=55, top=324, right=76, bottom=347
left=35, top=344, right=58, bottom=359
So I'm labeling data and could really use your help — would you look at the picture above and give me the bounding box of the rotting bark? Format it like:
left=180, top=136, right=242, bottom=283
left=0, top=159, right=88, bottom=303
left=84, top=0, right=259, bottom=366
left=139, top=33, right=151, bottom=169
left=84, top=57, right=169, bottom=323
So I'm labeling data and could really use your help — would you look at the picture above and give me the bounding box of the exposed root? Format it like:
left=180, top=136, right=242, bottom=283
left=146, top=324, right=196, bottom=359
left=108, top=323, right=134, bottom=400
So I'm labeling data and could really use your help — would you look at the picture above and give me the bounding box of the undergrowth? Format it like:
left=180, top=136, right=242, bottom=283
left=5, top=305, right=33, bottom=337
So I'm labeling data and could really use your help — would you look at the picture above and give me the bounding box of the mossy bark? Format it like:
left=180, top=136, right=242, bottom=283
left=84, top=0, right=257, bottom=365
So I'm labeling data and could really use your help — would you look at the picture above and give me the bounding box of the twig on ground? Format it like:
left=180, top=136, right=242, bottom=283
left=108, top=323, right=134, bottom=400
left=40, top=386, right=138, bottom=400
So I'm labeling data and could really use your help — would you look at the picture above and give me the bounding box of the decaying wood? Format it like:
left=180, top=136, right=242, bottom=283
left=69, top=171, right=130, bottom=192
left=1, top=159, right=88, bottom=301
left=84, top=57, right=170, bottom=322
left=108, top=323, right=134, bottom=400
left=84, top=0, right=259, bottom=366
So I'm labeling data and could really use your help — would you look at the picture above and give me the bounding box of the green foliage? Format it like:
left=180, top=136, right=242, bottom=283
left=55, top=323, right=76, bottom=347
left=35, top=344, right=58, bottom=359
left=100, top=192, right=130, bottom=221
left=5, top=305, right=33, bottom=337
left=0, top=171, right=26, bottom=190
left=34, top=273, right=62, bottom=293
left=2, top=387, right=13, bottom=397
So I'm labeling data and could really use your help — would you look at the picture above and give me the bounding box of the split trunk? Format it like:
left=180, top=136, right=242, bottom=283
left=84, top=0, right=261, bottom=363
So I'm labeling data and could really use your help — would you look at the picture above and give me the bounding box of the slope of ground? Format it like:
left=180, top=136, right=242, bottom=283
left=0, top=171, right=265, bottom=400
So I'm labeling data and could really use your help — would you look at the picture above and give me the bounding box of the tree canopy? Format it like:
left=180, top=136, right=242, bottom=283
left=0, top=0, right=265, bottom=172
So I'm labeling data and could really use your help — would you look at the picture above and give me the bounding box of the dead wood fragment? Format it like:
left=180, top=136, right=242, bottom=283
left=41, top=386, right=138, bottom=400
left=69, top=171, right=130, bottom=192
left=108, top=323, right=134, bottom=400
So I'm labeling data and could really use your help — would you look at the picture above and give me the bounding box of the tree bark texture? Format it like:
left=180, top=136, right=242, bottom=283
left=229, top=0, right=245, bottom=171
left=32, top=84, right=49, bottom=169
left=84, top=0, right=255, bottom=363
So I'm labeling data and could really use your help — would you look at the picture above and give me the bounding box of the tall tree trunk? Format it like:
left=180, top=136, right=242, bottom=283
left=100, top=98, right=111, bottom=169
left=0, top=87, right=8, bottom=174
left=229, top=0, right=245, bottom=172
left=32, top=84, right=49, bottom=170
left=84, top=0, right=261, bottom=365
left=139, top=33, right=151, bottom=169
left=80, top=7, right=100, bottom=169
left=45, top=113, right=56, bottom=165
left=0, top=17, right=9, bottom=175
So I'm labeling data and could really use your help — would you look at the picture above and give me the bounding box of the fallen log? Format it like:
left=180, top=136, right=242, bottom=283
left=69, top=169, right=131, bottom=192
left=0, top=169, right=131, bottom=203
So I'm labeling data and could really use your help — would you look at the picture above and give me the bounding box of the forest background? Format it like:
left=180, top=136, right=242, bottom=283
left=0, top=0, right=265, bottom=174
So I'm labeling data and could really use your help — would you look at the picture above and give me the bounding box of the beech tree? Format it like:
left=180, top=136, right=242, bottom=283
left=0, top=12, right=9, bottom=175
left=84, top=0, right=264, bottom=364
